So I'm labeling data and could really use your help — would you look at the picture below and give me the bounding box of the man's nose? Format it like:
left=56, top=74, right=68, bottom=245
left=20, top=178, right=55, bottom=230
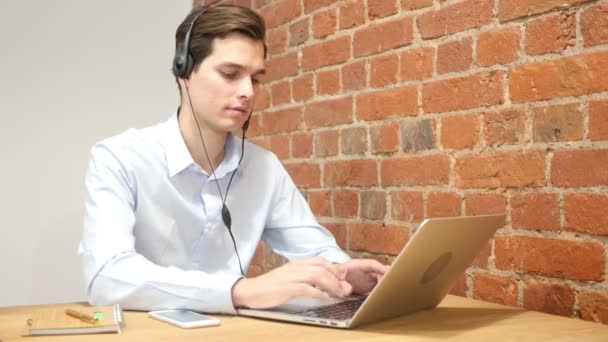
left=238, top=77, right=254, bottom=100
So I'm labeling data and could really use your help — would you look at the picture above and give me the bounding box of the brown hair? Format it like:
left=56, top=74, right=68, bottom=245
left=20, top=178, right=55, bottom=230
left=174, top=4, right=267, bottom=78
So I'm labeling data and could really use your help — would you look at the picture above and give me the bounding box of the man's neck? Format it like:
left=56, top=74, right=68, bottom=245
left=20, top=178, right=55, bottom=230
left=178, top=106, right=227, bottom=175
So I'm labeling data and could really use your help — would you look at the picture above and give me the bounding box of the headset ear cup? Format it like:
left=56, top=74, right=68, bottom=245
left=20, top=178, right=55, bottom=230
left=172, top=53, right=187, bottom=78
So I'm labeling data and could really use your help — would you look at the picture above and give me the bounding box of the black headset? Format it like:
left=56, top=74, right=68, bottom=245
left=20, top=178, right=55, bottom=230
left=172, top=9, right=206, bottom=79
left=173, top=5, right=257, bottom=276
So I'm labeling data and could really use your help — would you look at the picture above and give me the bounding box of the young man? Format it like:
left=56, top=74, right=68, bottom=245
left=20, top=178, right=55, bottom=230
left=79, top=4, right=387, bottom=314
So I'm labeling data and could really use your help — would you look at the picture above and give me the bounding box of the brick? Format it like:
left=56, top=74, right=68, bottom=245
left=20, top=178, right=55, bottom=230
left=302, top=36, right=350, bottom=71
left=400, top=47, right=434, bottom=81
left=289, top=18, right=309, bottom=46
left=473, top=274, right=519, bottom=306
left=254, top=0, right=273, bottom=8
left=269, top=135, right=289, bottom=160
left=509, top=51, right=608, bottom=103
left=449, top=273, right=468, bottom=296
left=341, top=127, right=367, bottom=155
left=309, top=190, right=331, bottom=217
left=262, top=107, right=302, bottom=135
left=265, top=51, right=298, bottom=82
left=228, top=0, right=253, bottom=8
left=472, top=242, right=492, bottom=268
left=361, top=191, right=387, bottom=220
left=437, top=38, right=473, bottom=74
left=342, top=60, right=367, bottom=92
left=315, top=129, right=339, bottom=157
left=441, top=115, right=479, bottom=149
left=250, top=242, right=266, bottom=266
left=418, top=0, right=493, bottom=39
left=564, top=193, right=608, bottom=236
left=268, top=27, right=287, bottom=55
left=304, top=96, right=353, bottom=128
left=312, top=9, right=337, bottom=39
left=246, top=264, right=265, bottom=277
left=456, top=151, right=546, bottom=189
left=499, top=0, right=593, bottom=22
left=292, top=132, right=313, bottom=158
left=402, top=0, right=433, bottom=11
left=523, top=281, right=575, bottom=317
left=304, top=0, right=334, bottom=13
left=371, top=123, right=399, bottom=154
left=477, top=26, right=521, bottom=67
left=391, top=191, right=424, bottom=222
left=356, top=86, right=418, bottom=121
left=551, top=149, right=608, bottom=187
left=422, top=71, right=503, bottom=113
left=270, top=80, right=291, bottom=106
left=579, top=291, right=608, bottom=324
left=589, top=100, right=608, bottom=141
left=254, top=86, right=270, bottom=111
left=370, top=53, right=399, bottom=87
left=465, top=193, right=507, bottom=216
left=354, top=17, right=413, bottom=57
left=427, top=192, right=462, bottom=218
left=483, top=109, right=526, bottom=146
left=381, top=155, right=450, bottom=186
left=401, top=119, right=435, bottom=152
left=495, top=236, right=604, bottom=281
left=259, top=0, right=302, bottom=28
left=284, top=162, right=321, bottom=188
left=525, top=12, right=575, bottom=56
left=339, top=0, right=365, bottom=30
left=581, top=3, right=608, bottom=47
left=322, top=222, right=347, bottom=249
left=291, top=73, right=314, bottom=102
left=250, top=136, right=270, bottom=150
left=532, top=103, right=583, bottom=142
left=324, top=159, right=378, bottom=187
left=246, top=114, right=263, bottom=138
left=511, top=193, right=560, bottom=231
left=333, top=190, right=359, bottom=218
left=264, top=245, right=288, bottom=268
left=316, top=69, right=340, bottom=95
left=349, top=223, right=409, bottom=255
left=368, top=0, right=398, bottom=19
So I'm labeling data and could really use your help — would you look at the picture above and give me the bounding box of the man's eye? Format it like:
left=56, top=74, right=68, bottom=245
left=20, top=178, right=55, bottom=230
left=252, top=78, right=261, bottom=85
left=221, top=71, right=238, bottom=79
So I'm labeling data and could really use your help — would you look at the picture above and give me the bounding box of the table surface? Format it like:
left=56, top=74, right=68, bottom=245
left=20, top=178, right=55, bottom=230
left=2, top=295, right=608, bottom=341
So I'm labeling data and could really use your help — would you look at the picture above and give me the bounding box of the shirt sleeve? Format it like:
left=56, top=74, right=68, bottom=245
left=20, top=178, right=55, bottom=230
left=261, top=155, right=351, bottom=264
left=78, top=144, right=242, bottom=314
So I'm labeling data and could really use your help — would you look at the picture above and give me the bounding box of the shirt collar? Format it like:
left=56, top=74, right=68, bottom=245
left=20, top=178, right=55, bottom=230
left=162, top=113, right=242, bottom=178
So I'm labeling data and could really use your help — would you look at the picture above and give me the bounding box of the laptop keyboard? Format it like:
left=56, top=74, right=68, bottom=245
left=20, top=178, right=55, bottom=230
left=297, top=296, right=366, bottom=320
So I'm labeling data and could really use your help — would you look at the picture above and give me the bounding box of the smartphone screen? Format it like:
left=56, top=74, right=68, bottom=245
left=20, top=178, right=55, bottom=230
left=149, top=310, right=221, bottom=328
left=157, top=310, right=211, bottom=322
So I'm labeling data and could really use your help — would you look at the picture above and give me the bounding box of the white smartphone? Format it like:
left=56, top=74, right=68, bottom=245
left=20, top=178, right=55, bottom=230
left=148, top=309, right=221, bottom=328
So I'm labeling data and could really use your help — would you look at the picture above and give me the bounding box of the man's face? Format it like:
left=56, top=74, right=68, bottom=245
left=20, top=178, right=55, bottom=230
left=183, top=32, right=265, bottom=133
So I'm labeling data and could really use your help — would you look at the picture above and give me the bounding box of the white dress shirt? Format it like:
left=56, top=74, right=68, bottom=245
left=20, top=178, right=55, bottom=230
left=78, top=113, right=349, bottom=314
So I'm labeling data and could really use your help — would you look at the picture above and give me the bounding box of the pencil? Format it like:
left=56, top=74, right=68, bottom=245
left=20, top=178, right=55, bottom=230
left=64, top=308, right=98, bottom=324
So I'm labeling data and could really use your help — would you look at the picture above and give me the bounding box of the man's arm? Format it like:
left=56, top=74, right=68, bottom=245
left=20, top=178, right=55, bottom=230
left=79, top=144, right=241, bottom=314
left=229, top=155, right=388, bottom=308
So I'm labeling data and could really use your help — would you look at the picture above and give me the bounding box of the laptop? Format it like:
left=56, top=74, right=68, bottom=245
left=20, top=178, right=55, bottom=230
left=238, top=214, right=505, bottom=329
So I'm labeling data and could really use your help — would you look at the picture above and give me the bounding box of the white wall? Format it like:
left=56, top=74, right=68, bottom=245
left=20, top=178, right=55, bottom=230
left=0, top=0, right=191, bottom=306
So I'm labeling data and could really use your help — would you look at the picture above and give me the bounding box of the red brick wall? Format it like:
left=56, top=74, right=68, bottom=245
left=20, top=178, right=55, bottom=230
left=196, top=0, right=608, bottom=324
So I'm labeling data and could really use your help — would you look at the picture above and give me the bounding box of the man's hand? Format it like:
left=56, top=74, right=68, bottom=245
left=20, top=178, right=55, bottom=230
left=343, top=259, right=390, bottom=295
left=231, top=257, right=352, bottom=309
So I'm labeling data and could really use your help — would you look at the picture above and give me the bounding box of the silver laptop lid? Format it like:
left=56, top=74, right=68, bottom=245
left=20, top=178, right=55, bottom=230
left=238, top=214, right=505, bottom=329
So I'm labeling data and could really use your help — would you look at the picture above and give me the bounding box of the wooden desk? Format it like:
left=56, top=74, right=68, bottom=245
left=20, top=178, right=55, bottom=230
left=2, top=295, right=607, bottom=341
